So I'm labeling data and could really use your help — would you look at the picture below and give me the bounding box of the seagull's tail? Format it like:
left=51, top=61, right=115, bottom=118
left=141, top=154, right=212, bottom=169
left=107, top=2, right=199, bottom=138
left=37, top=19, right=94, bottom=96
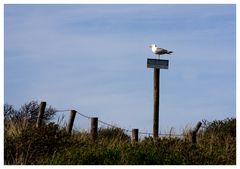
left=168, top=51, right=173, bottom=54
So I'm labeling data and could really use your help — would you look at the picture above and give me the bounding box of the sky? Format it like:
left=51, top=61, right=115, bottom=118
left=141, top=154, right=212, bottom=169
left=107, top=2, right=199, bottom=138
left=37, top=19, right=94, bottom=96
left=4, top=4, right=236, bottom=135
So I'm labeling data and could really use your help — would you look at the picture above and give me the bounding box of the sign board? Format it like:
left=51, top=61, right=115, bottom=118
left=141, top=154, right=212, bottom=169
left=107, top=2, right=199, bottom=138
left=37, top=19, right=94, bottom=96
left=147, top=58, right=169, bottom=69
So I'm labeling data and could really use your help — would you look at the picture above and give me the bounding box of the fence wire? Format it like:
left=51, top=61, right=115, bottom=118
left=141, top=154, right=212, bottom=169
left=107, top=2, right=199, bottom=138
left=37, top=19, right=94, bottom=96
left=53, top=109, right=187, bottom=137
left=76, top=111, right=91, bottom=119
left=13, top=105, right=204, bottom=138
left=55, top=109, right=72, bottom=113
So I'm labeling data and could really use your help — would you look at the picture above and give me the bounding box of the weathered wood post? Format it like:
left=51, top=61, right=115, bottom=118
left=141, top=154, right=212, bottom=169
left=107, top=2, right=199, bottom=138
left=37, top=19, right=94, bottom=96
left=36, top=101, right=46, bottom=128
left=132, top=128, right=139, bottom=142
left=66, top=110, right=77, bottom=134
left=91, top=117, right=98, bottom=141
left=153, top=68, right=160, bottom=138
left=191, top=121, right=202, bottom=144
left=147, top=59, right=169, bottom=139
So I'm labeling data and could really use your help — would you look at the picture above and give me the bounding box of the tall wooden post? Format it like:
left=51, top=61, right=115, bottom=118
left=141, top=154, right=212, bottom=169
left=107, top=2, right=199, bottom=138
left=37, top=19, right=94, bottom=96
left=36, top=101, right=46, bottom=128
left=66, top=110, right=77, bottom=134
left=132, top=128, right=139, bottom=142
left=91, top=117, right=98, bottom=141
left=153, top=68, right=160, bottom=138
left=147, top=58, right=169, bottom=139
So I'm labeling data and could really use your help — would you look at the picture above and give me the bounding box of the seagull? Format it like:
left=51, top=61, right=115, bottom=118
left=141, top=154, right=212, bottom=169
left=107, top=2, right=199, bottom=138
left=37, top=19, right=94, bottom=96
left=149, top=44, right=173, bottom=59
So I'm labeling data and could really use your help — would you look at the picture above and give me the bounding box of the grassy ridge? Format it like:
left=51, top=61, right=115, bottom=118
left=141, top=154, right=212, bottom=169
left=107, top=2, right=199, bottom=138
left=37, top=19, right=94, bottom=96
left=4, top=118, right=236, bottom=165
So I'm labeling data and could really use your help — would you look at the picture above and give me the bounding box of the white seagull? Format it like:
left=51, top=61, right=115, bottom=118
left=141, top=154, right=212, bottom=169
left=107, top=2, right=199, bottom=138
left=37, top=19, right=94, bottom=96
left=149, top=44, right=173, bottom=59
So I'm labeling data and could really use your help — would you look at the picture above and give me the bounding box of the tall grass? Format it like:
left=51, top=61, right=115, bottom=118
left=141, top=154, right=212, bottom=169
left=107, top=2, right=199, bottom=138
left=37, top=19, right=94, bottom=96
left=4, top=117, right=236, bottom=165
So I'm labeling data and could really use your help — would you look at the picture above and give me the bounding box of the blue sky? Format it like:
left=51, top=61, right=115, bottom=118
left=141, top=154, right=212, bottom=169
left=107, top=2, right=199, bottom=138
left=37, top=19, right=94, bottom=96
left=4, top=4, right=236, bottom=134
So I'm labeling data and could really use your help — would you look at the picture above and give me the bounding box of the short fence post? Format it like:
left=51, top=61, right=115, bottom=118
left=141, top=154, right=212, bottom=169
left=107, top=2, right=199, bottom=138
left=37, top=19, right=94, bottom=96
left=191, top=121, right=202, bottom=144
left=132, top=128, right=139, bottom=142
left=91, top=117, right=98, bottom=141
left=36, top=101, right=46, bottom=128
left=66, top=110, right=77, bottom=134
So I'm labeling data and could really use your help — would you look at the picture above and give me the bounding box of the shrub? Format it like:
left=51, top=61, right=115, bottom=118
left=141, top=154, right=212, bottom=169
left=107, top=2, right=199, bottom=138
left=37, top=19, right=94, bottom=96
left=98, top=127, right=130, bottom=141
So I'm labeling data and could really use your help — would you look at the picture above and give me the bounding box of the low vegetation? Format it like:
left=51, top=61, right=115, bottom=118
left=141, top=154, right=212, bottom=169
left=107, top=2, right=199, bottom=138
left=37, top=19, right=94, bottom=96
left=4, top=101, right=236, bottom=165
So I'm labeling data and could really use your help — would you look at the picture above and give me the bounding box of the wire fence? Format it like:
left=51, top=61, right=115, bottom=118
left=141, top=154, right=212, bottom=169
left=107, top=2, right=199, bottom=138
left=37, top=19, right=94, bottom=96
left=7, top=106, right=205, bottom=139
left=5, top=102, right=205, bottom=143
left=54, top=108, right=189, bottom=137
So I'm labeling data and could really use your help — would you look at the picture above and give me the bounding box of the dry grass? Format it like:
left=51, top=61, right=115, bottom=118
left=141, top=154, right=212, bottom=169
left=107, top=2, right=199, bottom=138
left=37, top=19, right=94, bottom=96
left=4, top=115, right=236, bottom=165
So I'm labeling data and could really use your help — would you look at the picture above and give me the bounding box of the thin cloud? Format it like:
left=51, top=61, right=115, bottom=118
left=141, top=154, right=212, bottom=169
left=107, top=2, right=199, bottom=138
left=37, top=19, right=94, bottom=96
left=4, top=4, right=236, bottom=132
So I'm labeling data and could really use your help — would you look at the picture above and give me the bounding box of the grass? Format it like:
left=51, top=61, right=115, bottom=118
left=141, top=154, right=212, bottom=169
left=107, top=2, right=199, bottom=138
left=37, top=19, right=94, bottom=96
left=4, top=117, right=236, bottom=165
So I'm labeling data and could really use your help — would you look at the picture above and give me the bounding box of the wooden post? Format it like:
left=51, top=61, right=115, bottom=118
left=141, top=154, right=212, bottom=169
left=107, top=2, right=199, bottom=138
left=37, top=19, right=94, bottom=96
left=132, top=128, right=139, bottom=142
left=36, top=101, right=46, bottom=128
left=153, top=68, right=160, bottom=138
left=91, top=117, right=98, bottom=141
left=66, top=110, right=77, bottom=134
left=191, top=121, right=202, bottom=144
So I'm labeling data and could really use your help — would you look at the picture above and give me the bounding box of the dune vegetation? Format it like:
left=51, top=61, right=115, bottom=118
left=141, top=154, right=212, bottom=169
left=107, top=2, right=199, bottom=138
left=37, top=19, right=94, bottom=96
left=4, top=101, right=236, bottom=165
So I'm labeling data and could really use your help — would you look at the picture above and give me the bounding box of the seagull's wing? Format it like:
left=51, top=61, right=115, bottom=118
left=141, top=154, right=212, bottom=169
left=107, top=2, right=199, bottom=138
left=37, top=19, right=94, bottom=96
left=156, top=47, right=173, bottom=55
left=155, top=48, right=168, bottom=54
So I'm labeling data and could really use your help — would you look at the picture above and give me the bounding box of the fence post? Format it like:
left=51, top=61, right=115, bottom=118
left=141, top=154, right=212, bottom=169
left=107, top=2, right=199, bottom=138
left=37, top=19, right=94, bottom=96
left=36, top=101, right=46, bottom=128
left=132, top=128, right=139, bottom=142
left=66, top=110, right=77, bottom=134
left=91, top=117, right=98, bottom=141
left=191, top=121, right=202, bottom=144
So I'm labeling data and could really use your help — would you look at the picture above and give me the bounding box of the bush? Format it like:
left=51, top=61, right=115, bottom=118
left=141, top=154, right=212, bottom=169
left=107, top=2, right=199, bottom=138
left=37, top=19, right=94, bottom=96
left=98, top=127, right=130, bottom=141
left=202, top=118, right=236, bottom=138
left=4, top=101, right=56, bottom=131
left=4, top=123, right=69, bottom=164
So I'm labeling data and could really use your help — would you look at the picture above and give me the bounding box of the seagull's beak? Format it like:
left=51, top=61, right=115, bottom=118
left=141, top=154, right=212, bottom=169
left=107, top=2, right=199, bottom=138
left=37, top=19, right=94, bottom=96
left=149, top=45, right=152, bottom=48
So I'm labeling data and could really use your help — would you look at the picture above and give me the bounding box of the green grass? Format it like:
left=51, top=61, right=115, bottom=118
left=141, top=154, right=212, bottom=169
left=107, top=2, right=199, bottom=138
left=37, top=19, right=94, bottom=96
left=4, top=118, right=236, bottom=165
